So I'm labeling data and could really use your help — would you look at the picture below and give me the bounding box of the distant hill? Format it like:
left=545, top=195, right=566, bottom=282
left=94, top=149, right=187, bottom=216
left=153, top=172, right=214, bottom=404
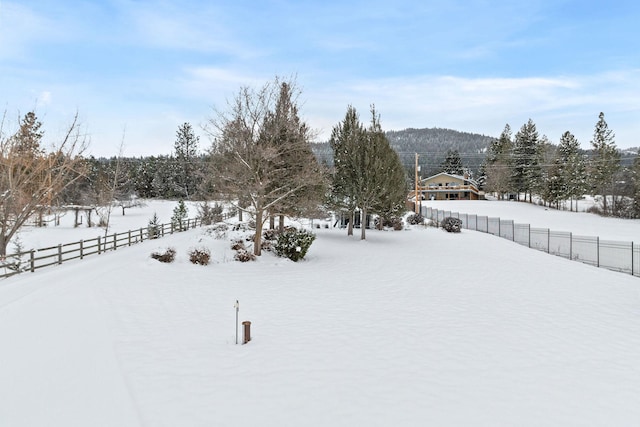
left=311, top=127, right=495, bottom=178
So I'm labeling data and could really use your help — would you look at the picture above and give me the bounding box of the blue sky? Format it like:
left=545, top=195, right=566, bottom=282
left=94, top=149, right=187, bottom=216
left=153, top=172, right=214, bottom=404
left=1, top=0, right=639, bottom=157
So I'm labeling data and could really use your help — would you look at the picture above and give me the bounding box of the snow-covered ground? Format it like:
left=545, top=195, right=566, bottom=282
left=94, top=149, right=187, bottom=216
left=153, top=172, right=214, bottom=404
left=1, top=201, right=640, bottom=426
left=425, top=198, right=640, bottom=243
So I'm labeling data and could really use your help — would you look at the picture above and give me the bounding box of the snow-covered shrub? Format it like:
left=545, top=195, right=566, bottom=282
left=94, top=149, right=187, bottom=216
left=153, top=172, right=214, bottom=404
left=375, top=216, right=404, bottom=230
left=406, top=213, right=424, bottom=225
left=188, top=247, right=211, bottom=265
left=147, top=213, right=161, bottom=239
left=274, top=228, right=316, bottom=262
left=392, top=218, right=404, bottom=230
left=441, top=217, right=463, bottom=233
left=234, top=249, right=256, bottom=262
left=231, top=240, right=245, bottom=251
left=262, top=229, right=278, bottom=241
left=151, top=247, right=176, bottom=263
left=261, top=239, right=273, bottom=252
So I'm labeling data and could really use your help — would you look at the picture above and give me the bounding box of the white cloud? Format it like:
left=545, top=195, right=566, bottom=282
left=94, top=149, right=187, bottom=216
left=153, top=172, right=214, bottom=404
left=303, top=70, right=640, bottom=148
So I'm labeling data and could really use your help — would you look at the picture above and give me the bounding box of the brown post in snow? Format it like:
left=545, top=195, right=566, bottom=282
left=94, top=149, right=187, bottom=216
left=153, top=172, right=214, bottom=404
left=242, top=321, right=252, bottom=344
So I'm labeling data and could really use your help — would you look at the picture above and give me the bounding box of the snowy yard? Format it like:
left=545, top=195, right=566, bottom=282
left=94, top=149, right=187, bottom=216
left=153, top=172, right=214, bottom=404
left=1, top=200, right=640, bottom=426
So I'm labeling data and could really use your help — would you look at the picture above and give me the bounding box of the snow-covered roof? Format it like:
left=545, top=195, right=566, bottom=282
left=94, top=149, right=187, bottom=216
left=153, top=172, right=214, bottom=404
left=420, top=172, right=479, bottom=186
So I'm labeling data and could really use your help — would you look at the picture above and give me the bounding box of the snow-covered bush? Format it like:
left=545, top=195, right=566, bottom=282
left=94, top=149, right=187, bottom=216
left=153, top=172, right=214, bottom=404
left=375, top=216, right=404, bottom=230
left=188, top=247, right=211, bottom=265
left=262, top=229, right=278, bottom=241
left=234, top=249, right=256, bottom=262
left=406, top=213, right=424, bottom=225
left=151, top=247, right=176, bottom=263
left=441, top=217, right=463, bottom=233
left=274, top=228, right=315, bottom=262
left=231, top=239, right=245, bottom=251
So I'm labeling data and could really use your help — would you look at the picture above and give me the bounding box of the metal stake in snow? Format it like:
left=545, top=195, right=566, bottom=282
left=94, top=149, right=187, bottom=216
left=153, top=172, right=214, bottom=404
left=234, top=300, right=239, bottom=345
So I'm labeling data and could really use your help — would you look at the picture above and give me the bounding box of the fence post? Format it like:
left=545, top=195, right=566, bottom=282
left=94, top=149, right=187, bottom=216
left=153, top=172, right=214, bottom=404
left=547, top=229, right=550, bottom=253
left=140, top=228, right=144, bottom=242
left=528, top=224, right=531, bottom=248
left=512, top=221, right=515, bottom=241
left=98, top=236, right=102, bottom=254
left=569, top=232, right=572, bottom=260
left=597, top=236, right=600, bottom=267
left=128, top=230, right=131, bottom=246
left=80, top=240, right=84, bottom=259
left=30, top=250, right=35, bottom=272
left=632, top=241, right=634, bottom=276
left=113, top=233, right=117, bottom=251
left=58, top=244, right=62, bottom=265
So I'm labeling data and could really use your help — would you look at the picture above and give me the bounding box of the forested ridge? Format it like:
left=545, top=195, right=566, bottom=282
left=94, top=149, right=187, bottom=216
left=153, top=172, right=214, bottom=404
left=312, top=127, right=494, bottom=177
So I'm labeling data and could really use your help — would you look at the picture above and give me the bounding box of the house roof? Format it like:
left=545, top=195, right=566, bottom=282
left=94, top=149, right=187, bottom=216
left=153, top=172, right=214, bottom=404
left=420, top=172, right=479, bottom=187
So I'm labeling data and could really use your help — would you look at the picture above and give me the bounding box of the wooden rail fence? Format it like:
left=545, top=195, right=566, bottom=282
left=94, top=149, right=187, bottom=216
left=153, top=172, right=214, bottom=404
left=1, top=218, right=202, bottom=279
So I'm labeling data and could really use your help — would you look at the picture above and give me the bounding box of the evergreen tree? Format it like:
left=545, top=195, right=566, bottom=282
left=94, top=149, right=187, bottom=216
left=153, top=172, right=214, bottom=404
left=11, top=111, right=44, bottom=156
left=631, top=150, right=640, bottom=218
left=512, top=119, right=541, bottom=202
left=483, top=124, right=513, bottom=199
left=440, top=149, right=464, bottom=175
left=556, top=131, right=587, bottom=210
left=328, top=105, right=365, bottom=236
left=261, top=82, right=327, bottom=229
left=589, top=112, right=620, bottom=215
left=174, top=123, right=199, bottom=199
left=171, top=199, right=188, bottom=231
left=368, top=111, right=407, bottom=231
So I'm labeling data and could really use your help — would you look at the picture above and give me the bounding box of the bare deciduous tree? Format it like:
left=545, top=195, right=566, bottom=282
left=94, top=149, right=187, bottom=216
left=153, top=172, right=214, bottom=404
left=0, top=111, right=87, bottom=256
left=205, top=77, right=325, bottom=256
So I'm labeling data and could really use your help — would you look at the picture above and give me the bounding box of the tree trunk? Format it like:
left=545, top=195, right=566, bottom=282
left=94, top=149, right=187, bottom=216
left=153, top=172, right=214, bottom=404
left=254, top=208, right=263, bottom=256
left=278, top=214, right=285, bottom=233
left=347, top=211, right=354, bottom=236
left=0, top=234, right=8, bottom=257
left=238, top=208, right=243, bottom=222
left=269, top=215, right=275, bottom=230
left=360, top=208, right=367, bottom=240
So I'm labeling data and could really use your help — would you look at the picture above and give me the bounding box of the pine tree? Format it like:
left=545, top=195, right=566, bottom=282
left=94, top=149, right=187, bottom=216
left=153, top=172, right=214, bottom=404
left=174, top=123, right=199, bottom=199
left=589, top=112, right=620, bottom=215
left=483, top=124, right=513, bottom=199
left=368, top=111, right=407, bottom=231
left=328, top=105, right=364, bottom=236
left=171, top=200, right=188, bottom=231
left=512, top=119, right=541, bottom=202
left=631, top=150, right=640, bottom=218
left=440, top=149, right=464, bottom=175
left=557, top=131, right=587, bottom=210
left=12, top=111, right=44, bottom=156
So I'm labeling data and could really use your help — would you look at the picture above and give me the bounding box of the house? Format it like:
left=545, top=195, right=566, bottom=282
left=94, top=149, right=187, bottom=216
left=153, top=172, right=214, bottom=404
left=417, top=172, right=480, bottom=201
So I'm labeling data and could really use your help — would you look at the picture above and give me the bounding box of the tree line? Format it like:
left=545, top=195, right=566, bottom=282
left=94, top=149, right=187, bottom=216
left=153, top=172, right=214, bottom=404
left=480, top=113, right=640, bottom=217
left=1, top=77, right=408, bottom=257
left=3, top=77, right=637, bottom=258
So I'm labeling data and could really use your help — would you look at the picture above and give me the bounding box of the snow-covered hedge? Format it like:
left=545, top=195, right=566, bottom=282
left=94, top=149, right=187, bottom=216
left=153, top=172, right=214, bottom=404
left=274, top=228, right=316, bottom=262
left=441, top=217, right=463, bottom=233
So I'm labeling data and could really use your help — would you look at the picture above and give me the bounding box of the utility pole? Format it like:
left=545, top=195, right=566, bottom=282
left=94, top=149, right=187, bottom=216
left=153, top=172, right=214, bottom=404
left=414, top=153, right=420, bottom=213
